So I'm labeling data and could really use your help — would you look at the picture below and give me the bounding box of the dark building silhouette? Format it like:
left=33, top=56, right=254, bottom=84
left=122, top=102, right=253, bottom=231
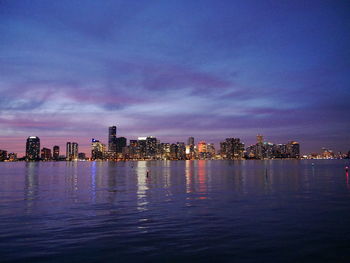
left=108, top=126, right=117, bottom=153
left=41, top=148, right=52, bottom=160
left=26, top=136, right=40, bottom=161
left=0, top=149, right=7, bottom=161
left=116, top=137, right=127, bottom=153
left=53, top=145, right=59, bottom=160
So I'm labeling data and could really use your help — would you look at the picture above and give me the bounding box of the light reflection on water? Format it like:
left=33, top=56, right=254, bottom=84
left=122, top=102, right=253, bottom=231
left=0, top=160, right=350, bottom=262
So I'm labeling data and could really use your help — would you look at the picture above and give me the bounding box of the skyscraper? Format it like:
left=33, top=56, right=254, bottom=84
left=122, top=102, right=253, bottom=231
left=187, top=137, right=194, bottom=146
left=108, top=126, right=117, bottom=153
left=26, top=136, right=40, bottom=161
left=66, top=142, right=78, bottom=161
left=91, top=138, right=105, bottom=160
left=116, top=137, right=127, bottom=153
left=53, top=145, right=59, bottom=160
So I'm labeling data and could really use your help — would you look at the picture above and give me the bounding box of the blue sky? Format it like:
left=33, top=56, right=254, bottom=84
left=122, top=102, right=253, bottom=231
left=0, top=0, right=349, bottom=155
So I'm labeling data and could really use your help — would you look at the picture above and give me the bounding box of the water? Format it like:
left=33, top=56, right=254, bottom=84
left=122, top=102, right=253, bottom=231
left=0, top=160, right=349, bottom=262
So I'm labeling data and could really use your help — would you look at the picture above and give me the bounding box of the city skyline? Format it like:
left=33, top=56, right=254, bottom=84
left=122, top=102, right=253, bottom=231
left=1, top=1, right=350, bottom=155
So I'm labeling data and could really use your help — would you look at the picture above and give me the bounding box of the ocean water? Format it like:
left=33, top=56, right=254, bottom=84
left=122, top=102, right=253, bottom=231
left=0, top=160, right=349, bottom=262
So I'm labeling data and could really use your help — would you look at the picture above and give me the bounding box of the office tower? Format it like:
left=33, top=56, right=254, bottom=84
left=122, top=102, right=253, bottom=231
left=53, top=145, right=59, bottom=160
left=137, top=137, right=147, bottom=159
left=256, top=134, right=264, bottom=159
left=187, top=137, right=194, bottom=146
left=116, top=137, right=127, bottom=153
left=66, top=142, right=78, bottom=161
left=91, top=139, right=105, bottom=160
left=287, top=141, right=300, bottom=159
left=197, top=141, right=207, bottom=153
left=177, top=142, right=186, bottom=160
left=207, top=143, right=216, bottom=157
left=129, top=140, right=139, bottom=159
left=170, top=143, right=178, bottom=159
left=0, top=149, right=7, bottom=161
left=26, top=136, right=40, bottom=161
left=221, top=138, right=244, bottom=159
left=160, top=143, right=170, bottom=159
left=108, top=126, right=117, bottom=153
left=257, top=134, right=264, bottom=144
left=146, top=136, right=157, bottom=158
left=41, top=148, right=52, bottom=161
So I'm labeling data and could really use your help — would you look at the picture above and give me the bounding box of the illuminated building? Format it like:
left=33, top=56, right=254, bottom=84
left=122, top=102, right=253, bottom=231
left=287, top=141, right=300, bottom=159
left=137, top=137, right=147, bottom=159
left=207, top=143, right=216, bottom=158
left=129, top=140, right=139, bottom=159
left=220, top=138, right=244, bottom=159
left=108, top=126, right=117, bottom=153
left=8, top=152, right=17, bottom=162
left=91, top=139, right=105, bottom=160
left=146, top=136, right=157, bottom=159
left=53, top=145, right=59, bottom=160
left=170, top=143, right=178, bottom=159
left=177, top=142, right=186, bottom=160
left=41, top=148, right=52, bottom=160
left=26, top=136, right=40, bottom=161
left=78, top=152, right=86, bottom=160
left=66, top=142, right=78, bottom=161
left=160, top=143, right=170, bottom=159
left=197, top=141, right=208, bottom=159
left=187, top=137, right=194, bottom=146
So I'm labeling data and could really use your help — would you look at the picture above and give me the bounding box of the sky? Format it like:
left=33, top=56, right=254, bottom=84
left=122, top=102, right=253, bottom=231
left=0, top=0, right=350, bottom=156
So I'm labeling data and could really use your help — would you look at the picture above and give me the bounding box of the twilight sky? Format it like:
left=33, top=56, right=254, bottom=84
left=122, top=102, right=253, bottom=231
left=0, top=0, right=350, bottom=156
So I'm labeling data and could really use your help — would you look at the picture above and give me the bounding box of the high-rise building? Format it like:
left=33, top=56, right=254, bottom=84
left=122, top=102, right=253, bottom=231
left=287, top=141, right=300, bottom=159
left=187, top=137, right=195, bottom=146
left=137, top=137, right=147, bottom=159
left=221, top=138, right=244, bottom=159
left=177, top=142, right=186, bottom=160
left=66, top=142, right=78, bottom=161
left=91, top=139, right=106, bottom=160
left=108, top=126, right=117, bottom=153
left=146, top=136, right=157, bottom=158
left=116, top=137, right=127, bottom=153
left=129, top=140, right=139, bottom=159
left=53, top=145, right=60, bottom=160
left=257, top=134, right=264, bottom=144
left=41, top=148, right=52, bottom=161
left=26, top=136, right=40, bottom=161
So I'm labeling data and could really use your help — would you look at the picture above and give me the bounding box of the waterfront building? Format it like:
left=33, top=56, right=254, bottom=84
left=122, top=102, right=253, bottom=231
left=8, top=152, right=17, bottom=162
left=116, top=137, right=127, bottom=153
left=78, top=152, right=86, bottom=160
left=177, top=142, right=186, bottom=160
left=287, top=141, right=300, bottom=159
left=53, top=145, right=60, bottom=160
left=129, top=140, right=139, bottom=159
left=41, top=148, right=52, bottom=160
left=91, top=139, right=106, bottom=160
left=220, top=138, right=244, bottom=159
left=66, top=142, right=78, bottom=161
left=26, top=136, right=40, bottom=161
left=146, top=136, right=157, bottom=159
left=0, top=149, right=7, bottom=161
left=108, top=126, right=117, bottom=153
left=137, top=137, right=147, bottom=159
